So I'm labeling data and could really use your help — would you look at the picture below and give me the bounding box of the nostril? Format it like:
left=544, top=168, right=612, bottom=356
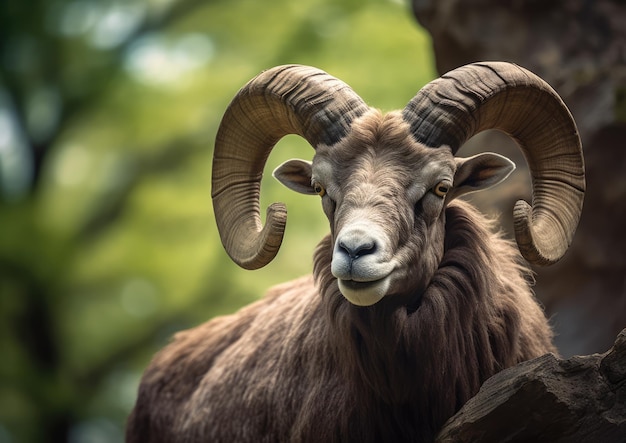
left=339, top=238, right=376, bottom=260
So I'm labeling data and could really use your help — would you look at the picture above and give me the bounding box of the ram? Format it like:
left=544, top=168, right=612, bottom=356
left=127, top=62, right=585, bottom=443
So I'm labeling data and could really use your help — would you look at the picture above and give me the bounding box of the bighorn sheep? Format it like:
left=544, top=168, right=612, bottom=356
left=127, top=62, right=585, bottom=443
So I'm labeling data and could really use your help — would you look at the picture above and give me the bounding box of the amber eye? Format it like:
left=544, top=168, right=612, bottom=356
left=433, top=181, right=450, bottom=198
left=313, top=182, right=326, bottom=197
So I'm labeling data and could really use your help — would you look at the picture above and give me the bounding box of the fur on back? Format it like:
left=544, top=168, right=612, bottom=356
left=126, top=200, right=555, bottom=443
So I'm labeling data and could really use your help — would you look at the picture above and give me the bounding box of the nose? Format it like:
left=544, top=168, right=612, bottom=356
left=337, top=231, right=377, bottom=260
left=331, top=224, right=391, bottom=283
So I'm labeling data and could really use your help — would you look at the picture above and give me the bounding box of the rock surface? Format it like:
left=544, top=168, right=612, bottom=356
left=435, top=328, right=626, bottom=442
left=412, top=0, right=626, bottom=357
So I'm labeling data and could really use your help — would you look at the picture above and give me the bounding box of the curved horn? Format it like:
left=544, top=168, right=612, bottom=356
left=212, top=65, right=369, bottom=269
left=402, top=61, right=585, bottom=265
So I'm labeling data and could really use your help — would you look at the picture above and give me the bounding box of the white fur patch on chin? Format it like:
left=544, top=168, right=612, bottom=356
left=338, top=277, right=390, bottom=306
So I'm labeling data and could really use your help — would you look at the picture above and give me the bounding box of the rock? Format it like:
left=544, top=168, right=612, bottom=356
left=435, top=329, right=626, bottom=442
left=412, top=0, right=626, bottom=357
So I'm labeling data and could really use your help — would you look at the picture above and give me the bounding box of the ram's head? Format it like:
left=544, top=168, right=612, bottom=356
left=212, top=63, right=585, bottom=306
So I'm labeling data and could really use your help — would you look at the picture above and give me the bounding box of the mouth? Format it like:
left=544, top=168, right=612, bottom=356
left=340, top=279, right=380, bottom=291
left=338, top=276, right=391, bottom=307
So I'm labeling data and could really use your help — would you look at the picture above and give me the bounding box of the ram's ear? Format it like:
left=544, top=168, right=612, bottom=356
left=449, top=153, right=515, bottom=200
left=273, top=159, right=315, bottom=195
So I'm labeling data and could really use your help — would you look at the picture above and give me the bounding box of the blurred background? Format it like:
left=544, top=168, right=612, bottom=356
left=0, top=0, right=623, bottom=441
left=0, top=0, right=435, bottom=441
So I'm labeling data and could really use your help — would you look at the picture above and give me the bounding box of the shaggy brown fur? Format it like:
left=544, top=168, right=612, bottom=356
left=126, top=200, right=554, bottom=443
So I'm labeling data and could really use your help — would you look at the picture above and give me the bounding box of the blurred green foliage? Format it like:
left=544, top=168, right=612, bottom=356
left=0, top=0, right=435, bottom=441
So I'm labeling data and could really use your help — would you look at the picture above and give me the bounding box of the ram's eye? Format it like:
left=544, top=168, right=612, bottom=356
left=313, top=182, right=326, bottom=197
left=433, top=181, right=450, bottom=198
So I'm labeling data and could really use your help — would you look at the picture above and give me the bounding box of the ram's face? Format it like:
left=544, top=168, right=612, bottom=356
left=274, top=111, right=514, bottom=306
left=214, top=63, right=584, bottom=304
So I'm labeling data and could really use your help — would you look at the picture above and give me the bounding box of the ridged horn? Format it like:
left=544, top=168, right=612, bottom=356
left=402, top=61, right=585, bottom=265
left=212, top=65, right=369, bottom=269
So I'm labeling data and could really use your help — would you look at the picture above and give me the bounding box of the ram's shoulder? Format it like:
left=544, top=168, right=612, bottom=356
left=152, top=275, right=316, bottom=370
